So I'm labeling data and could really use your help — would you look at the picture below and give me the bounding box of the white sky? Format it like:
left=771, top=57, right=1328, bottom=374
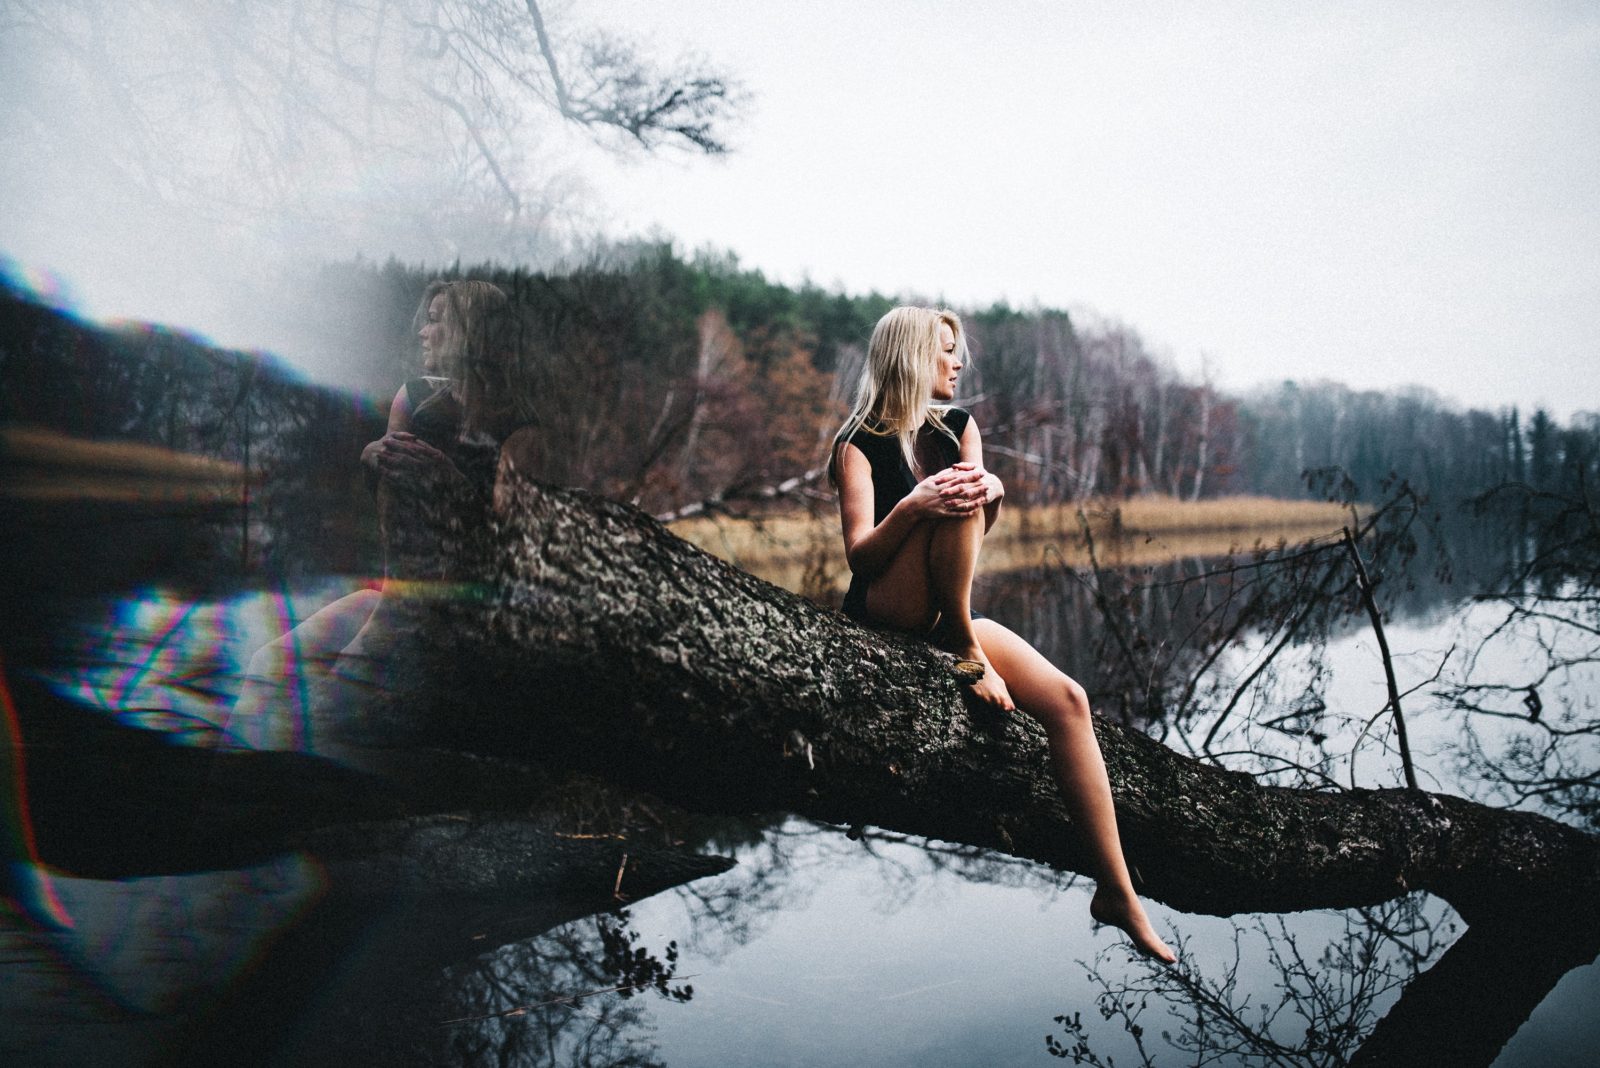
left=2, top=1, right=1595, bottom=419
left=566, top=0, right=1600, bottom=418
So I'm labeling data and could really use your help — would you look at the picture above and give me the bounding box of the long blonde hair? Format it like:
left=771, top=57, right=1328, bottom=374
left=831, top=306, right=967, bottom=481
left=414, top=280, right=536, bottom=437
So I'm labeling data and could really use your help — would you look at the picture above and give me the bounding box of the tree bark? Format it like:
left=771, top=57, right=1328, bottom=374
left=387, top=480, right=1599, bottom=1067
left=400, top=480, right=1600, bottom=926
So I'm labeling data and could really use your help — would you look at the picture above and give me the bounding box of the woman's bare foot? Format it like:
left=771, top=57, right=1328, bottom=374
left=931, top=620, right=1014, bottom=713
left=1090, top=886, right=1176, bottom=963
left=950, top=645, right=1014, bottom=713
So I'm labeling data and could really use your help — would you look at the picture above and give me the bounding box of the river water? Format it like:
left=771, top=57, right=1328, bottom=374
left=4, top=520, right=1599, bottom=1066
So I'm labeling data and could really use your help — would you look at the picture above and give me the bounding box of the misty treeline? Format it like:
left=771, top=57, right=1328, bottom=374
left=317, top=246, right=1600, bottom=519
left=7, top=242, right=1596, bottom=589
left=0, top=281, right=382, bottom=588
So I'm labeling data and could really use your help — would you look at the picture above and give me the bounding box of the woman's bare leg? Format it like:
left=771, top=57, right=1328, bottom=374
left=228, top=589, right=380, bottom=749
left=975, top=618, right=1176, bottom=962
left=925, top=510, right=1012, bottom=708
left=862, top=520, right=937, bottom=632
left=853, top=508, right=1164, bottom=955
left=864, top=509, right=1012, bottom=709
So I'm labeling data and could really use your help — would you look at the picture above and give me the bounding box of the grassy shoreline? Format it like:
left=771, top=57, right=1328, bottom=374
left=670, top=495, right=1355, bottom=599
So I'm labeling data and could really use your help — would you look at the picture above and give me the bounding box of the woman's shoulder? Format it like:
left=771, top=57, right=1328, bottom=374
left=830, top=422, right=890, bottom=484
left=840, top=420, right=894, bottom=451
left=938, top=406, right=973, bottom=435
left=404, top=376, right=449, bottom=408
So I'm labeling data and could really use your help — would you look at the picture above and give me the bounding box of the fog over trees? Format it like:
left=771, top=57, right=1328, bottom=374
left=262, top=250, right=1600, bottom=524
left=0, top=0, right=744, bottom=377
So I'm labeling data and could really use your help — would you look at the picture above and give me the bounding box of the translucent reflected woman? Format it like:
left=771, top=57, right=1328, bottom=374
left=229, top=281, right=539, bottom=750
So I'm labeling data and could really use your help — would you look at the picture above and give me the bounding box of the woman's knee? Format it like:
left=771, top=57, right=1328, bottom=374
left=246, top=634, right=291, bottom=678
left=932, top=507, right=985, bottom=544
left=1055, top=676, right=1092, bottom=729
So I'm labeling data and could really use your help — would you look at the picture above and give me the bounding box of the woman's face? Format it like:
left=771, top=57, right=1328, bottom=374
left=930, top=321, right=961, bottom=401
left=418, top=293, right=449, bottom=374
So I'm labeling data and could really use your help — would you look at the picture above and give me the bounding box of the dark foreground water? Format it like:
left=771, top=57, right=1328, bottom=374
left=4, top=561, right=1599, bottom=1067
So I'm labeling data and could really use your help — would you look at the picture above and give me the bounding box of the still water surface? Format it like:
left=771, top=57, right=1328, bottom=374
left=4, top=551, right=1599, bottom=1066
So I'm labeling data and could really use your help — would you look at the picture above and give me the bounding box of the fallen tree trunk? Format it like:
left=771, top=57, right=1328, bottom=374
left=315, top=479, right=1599, bottom=1068
left=392, top=480, right=1600, bottom=926
left=12, top=677, right=728, bottom=912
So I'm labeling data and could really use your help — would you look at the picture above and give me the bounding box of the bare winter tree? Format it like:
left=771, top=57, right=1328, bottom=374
left=1, top=0, right=744, bottom=259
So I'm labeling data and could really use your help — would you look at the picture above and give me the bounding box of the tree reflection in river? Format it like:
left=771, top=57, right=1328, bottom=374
left=9, top=562, right=1598, bottom=1065
left=427, top=912, right=692, bottom=1068
left=976, top=476, right=1600, bottom=817
left=969, top=480, right=1600, bottom=1067
left=978, top=483, right=1444, bottom=783
left=654, top=815, right=1083, bottom=968
left=1433, top=483, right=1600, bottom=830
left=1048, top=894, right=1457, bottom=1066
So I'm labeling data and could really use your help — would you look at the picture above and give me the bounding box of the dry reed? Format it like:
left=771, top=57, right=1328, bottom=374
left=669, top=495, right=1355, bottom=598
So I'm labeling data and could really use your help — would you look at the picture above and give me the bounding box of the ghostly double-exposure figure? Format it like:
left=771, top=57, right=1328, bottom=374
left=229, top=281, right=538, bottom=755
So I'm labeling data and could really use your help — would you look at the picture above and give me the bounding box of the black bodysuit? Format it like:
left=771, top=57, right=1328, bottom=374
left=839, top=407, right=982, bottom=623
left=383, top=381, right=527, bottom=580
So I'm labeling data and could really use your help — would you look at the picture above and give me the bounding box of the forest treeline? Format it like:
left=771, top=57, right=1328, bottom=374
left=320, top=244, right=1600, bottom=517
left=4, top=247, right=1597, bottom=587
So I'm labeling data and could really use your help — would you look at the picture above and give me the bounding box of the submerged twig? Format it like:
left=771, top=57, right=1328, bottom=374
left=1343, top=525, right=1418, bottom=791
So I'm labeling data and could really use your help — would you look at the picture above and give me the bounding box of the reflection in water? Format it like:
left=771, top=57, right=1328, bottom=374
left=620, top=816, right=1598, bottom=1068
left=37, top=580, right=390, bottom=756
left=1048, top=894, right=1457, bottom=1066
left=974, top=488, right=1600, bottom=818
left=6, top=571, right=1599, bottom=1068
left=1436, top=586, right=1600, bottom=829
left=964, top=493, right=1600, bottom=1066
left=7, top=502, right=1598, bottom=1064
left=673, top=817, right=1084, bottom=965
left=1353, top=500, right=1600, bottom=819
left=621, top=815, right=1107, bottom=1067
left=1, top=864, right=698, bottom=1067
left=431, top=913, right=692, bottom=1068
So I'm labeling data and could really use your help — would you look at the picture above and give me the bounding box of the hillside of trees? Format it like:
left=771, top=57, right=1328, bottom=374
left=5, top=245, right=1596, bottom=594
left=309, top=245, right=1600, bottom=520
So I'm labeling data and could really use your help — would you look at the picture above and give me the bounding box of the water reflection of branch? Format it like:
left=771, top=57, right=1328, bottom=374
left=1348, top=645, right=1453, bottom=791
left=1430, top=484, right=1600, bottom=825
left=1168, top=480, right=1433, bottom=790
left=438, top=974, right=698, bottom=1026
left=1341, top=525, right=1418, bottom=789
left=1050, top=896, right=1452, bottom=1067
left=1199, top=750, right=1344, bottom=791
left=416, top=911, right=694, bottom=1067
left=1073, top=508, right=1145, bottom=692
left=1453, top=715, right=1600, bottom=826
left=1016, top=477, right=1433, bottom=786
left=1201, top=557, right=1343, bottom=756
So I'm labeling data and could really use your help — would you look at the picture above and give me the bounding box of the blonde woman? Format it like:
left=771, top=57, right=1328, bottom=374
left=231, top=281, right=538, bottom=746
left=365, top=279, right=539, bottom=522
left=830, top=306, right=1175, bottom=962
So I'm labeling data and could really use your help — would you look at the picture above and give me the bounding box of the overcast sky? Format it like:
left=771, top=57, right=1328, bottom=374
left=568, top=0, right=1600, bottom=418
left=2, top=1, right=1596, bottom=419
